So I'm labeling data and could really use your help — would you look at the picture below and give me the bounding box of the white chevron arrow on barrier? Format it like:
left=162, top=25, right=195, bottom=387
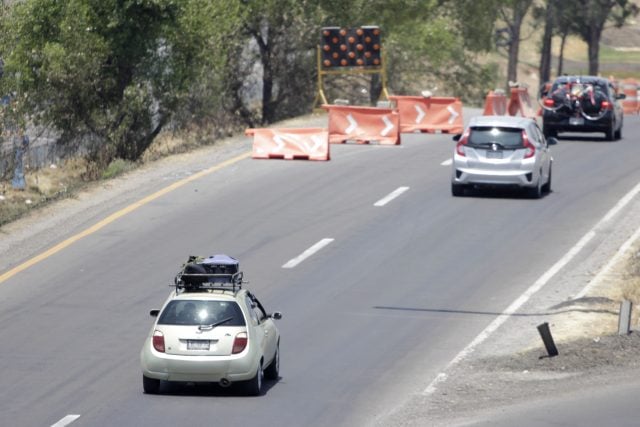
left=447, top=105, right=459, bottom=124
left=273, top=135, right=287, bottom=152
left=345, top=113, right=359, bottom=134
left=414, top=105, right=426, bottom=123
left=381, top=115, right=394, bottom=136
left=305, top=135, right=325, bottom=153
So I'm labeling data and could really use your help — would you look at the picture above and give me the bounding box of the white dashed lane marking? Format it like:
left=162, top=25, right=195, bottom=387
left=374, top=187, right=410, bottom=207
left=282, top=238, right=334, bottom=269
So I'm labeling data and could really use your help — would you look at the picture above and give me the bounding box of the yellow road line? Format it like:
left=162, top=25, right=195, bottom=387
left=0, top=151, right=252, bottom=284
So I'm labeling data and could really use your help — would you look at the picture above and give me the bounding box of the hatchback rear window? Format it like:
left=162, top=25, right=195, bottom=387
left=158, top=300, right=246, bottom=326
left=468, top=127, right=523, bottom=148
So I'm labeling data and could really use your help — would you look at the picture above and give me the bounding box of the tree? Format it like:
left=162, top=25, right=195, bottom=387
left=571, top=0, right=639, bottom=75
left=231, top=0, right=319, bottom=125
left=498, top=0, right=535, bottom=86
left=0, top=0, right=244, bottom=166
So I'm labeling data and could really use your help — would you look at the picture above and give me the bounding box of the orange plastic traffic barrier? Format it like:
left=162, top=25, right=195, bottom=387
left=507, top=87, right=538, bottom=119
left=246, top=128, right=330, bottom=161
left=482, top=90, right=508, bottom=116
left=388, top=96, right=464, bottom=134
left=621, top=78, right=639, bottom=115
left=322, top=104, right=401, bottom=145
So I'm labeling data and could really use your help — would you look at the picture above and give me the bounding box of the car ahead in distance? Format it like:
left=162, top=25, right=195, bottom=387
left=140, top=254, right=282, bottom=396
left=541, top=75, right=624, bottom=140
left=452, top=115, right=555, bottom=198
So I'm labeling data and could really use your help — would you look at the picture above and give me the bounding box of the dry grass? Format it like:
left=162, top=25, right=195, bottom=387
left=0, top=157, right=91, bottom=226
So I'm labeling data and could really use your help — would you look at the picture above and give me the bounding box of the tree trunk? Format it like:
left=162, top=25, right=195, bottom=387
left=507, top=23, right=520, bottom=84
left=587, top=25, right=602, bottom=75
left=253, top=27, right=275, bottom=125
left=539, top=2, right=554, bottom=83
left=557, top=33, right=567, bottom=76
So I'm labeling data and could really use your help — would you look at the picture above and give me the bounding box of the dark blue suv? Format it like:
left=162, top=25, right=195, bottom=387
left=541, top=76, right=625, bottom=141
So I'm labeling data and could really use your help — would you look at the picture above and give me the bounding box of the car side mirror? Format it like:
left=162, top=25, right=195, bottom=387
left=150, top=309, right=160, bottom=317
left=452, top=134, right=462, bottom=142
left=270, top=311, right=283, bottom=320
left=617, top=93, right=626, bottom=100
left=546, top=137, right=558, bottom=146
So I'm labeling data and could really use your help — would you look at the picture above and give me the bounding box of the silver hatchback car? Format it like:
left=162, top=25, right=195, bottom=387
left=451, top=115, right=556, bottom=198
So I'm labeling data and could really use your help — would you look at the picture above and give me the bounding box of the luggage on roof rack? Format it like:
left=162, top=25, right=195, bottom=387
left=174, top=254, right=244, bottom=292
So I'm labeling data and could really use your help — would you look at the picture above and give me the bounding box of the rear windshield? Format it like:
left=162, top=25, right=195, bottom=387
left=468, top=127, right=523, bottom=148
left=158, top=300, right=246, bottom=326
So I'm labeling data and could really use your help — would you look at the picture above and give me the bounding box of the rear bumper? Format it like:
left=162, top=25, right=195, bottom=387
left=453, top=168, right=536, bottom=187
left=542, top=112, right=614, bottom=133
left=140, top=341, right=257, bottom=382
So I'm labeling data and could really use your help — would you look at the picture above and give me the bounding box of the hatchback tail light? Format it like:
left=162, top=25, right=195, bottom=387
left=522, top=131, right=535, bottom=159
left=232, top=332, right=248, bottom=354
left=152, top=330, right=165, bottom=353
left=601, top=100, right=613, bottom=110
left=455, top=129, right=470, bottom=157
left=543, top=98, right=555, bottom=108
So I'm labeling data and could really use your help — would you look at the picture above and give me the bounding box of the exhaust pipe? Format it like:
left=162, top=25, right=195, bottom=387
left=219, top=378, right=232, bottom=388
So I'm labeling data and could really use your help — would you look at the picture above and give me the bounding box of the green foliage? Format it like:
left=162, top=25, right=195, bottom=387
left=101, top=158, right=135, bottom=180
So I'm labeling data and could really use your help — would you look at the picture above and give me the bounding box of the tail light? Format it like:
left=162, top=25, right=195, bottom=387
left=232, top=332, right=248, bottom=354
left=522, top=131, right=535, bottom=159
left=455, top=129, right=470, bottom=157
left=601, top=100, right=613, bottom=110
left=543, top=98, right=555, bottom=108
left=152, top=330, right=165, bottom=353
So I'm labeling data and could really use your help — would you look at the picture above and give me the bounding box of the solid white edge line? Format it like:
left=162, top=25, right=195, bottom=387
left=51, top=415, right=81, bottom=427
left=282, top=238, right=334, bottom=269
left=374, top=186, right=410, bottom=207
left=423, top=179, right=640, bottom=396
left=441, top=159, right=452, bottom=166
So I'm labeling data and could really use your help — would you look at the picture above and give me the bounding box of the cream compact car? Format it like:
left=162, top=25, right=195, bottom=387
left=140, top=255, right=282, bottom=395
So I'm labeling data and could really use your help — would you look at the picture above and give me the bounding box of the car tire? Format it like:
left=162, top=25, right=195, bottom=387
left=542, top=125, right=557, bottom=138
left=264, top=344, right=280, bottom=381
left=451, top=183, right=465, bottom=197
left=143, top=375, right=160, bottom=394
left=615, top=125, right=622, bottom=140
left=605, top=125, right=615, bottom=141
left=528, top=177, right=543, bottom=199
left=542, top=164, right=552, bottom=194
left=245, top=362, right=263, bottom=396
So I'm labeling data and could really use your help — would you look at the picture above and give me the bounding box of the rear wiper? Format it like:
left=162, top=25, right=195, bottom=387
left=471, top=142, right=506, bottom=149
left=198, top=317, right=233, bottom=331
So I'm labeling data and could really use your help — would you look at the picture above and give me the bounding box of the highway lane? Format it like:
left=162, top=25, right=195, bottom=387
left=2, top=113, right=640, bottom=426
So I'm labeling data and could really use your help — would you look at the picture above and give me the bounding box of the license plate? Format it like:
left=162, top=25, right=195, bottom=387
left=569, top=117, right=584, bottom=126
left=187, top=340, right=210, bottom=350
left=486, top=150, right=503, bottom=159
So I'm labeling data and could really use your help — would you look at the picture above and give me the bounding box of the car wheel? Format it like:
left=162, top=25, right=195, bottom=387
left=542, top=125, right=557, bottom=138
left=605, top=125, right=615, bottom=141
left=542, top=164, right=552, bottom=194
left=451, top=183, right=465, bottom=197
left=615, top=125, right=622, bottom=140
left=528, top=177, right=543, bottom=199
left=264, top=344, right=280, bottom=381
left=245, top=362, right=263, bottom=396
left=143, top=375, right=160, bottom=394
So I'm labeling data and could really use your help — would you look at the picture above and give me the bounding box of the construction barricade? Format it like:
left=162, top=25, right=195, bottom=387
left=389, top=96, right=464, bottom=134
left=507, top=87, right=538, bottom=119
left=482, top=90, right=508, bottom=116
left=322, top=104, right=401, bottom=145
left=621, top=78, right=639, bottom=115
left=246, top=127, right=330, bottom=161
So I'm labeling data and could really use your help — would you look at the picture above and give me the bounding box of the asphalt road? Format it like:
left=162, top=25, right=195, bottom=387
left=2, top=111, right=640, bottom=427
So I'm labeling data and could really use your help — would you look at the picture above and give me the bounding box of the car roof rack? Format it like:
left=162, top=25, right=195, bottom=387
left=173, top=254, right=245, bottom=293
